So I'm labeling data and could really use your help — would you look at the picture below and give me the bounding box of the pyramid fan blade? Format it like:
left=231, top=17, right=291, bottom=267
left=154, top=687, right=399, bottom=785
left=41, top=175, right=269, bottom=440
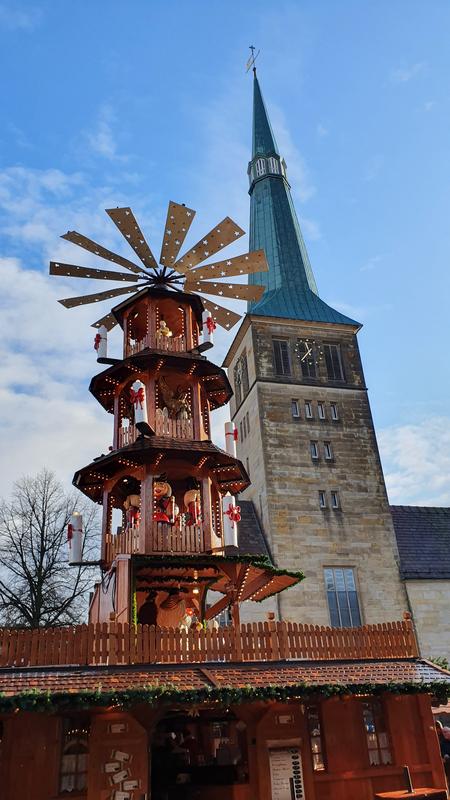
left=58, top=284, right=140, bottom=309
left=106, top=207, right=158, bottom=271
left=185, top=280, right=264, bottom=302
left=50, top=262, right=140, bottom=282
left=159, top=201, right=196, bottom=268
left=91, top=312, right=118, bottom=331
left=187, top=249, right=268, bottom=281
left=174, top=217, right=245, bottom=273
left=61, top=231, right=143, bottom=274
left=195, top=295, right=242, bottom=330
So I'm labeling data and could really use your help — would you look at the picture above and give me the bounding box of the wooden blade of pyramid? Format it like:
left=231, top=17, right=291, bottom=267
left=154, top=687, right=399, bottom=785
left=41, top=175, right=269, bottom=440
left=91, top=311, right=118, bottom=331
left=50, top=261, right=140, bottom=282
left=194, top=295, right=242, bottom=330
left=61, top=231, right=143, bottom=274
left=186, top=280, right=264, bottom=302
left=187, top=249, right=268, bottom=281
left=159, top=201, right=196, bottom=268
left=106, top=207, right=158, bottom=271
left=58, top=284, right=140, bottom=309
left=174, top=217, right=245, bottom=273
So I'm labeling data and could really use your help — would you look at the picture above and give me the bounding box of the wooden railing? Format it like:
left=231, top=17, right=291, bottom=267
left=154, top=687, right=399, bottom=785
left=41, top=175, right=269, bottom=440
left=125, top=333, right=186, bottom=357
left=0, top=619, right=418, bottom=668
left=104, top=522, right=206, bottom=561
left=155, top=409, right=194, bottom=439
left=118, top=424, right=138, bottom=448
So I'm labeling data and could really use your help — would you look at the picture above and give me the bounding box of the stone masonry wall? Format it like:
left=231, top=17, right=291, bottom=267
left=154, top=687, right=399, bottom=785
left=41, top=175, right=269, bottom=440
left=405, top=580, right=450, bottom=660
left=227, top=316, right=407, bottom=625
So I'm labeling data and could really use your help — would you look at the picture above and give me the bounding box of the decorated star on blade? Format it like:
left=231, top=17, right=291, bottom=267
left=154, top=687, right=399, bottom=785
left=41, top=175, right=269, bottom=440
left=50, top=200, right=268, bottom=331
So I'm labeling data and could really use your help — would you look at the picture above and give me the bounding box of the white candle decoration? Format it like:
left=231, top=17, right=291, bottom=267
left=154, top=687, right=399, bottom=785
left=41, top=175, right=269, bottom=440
left=68, top=512, right=83, bottom=564
left=201, top=309, right=216, bottom=350
left=94, top=325, right=108, bottom=359
left=224, top=421, right=238, bottom=457
left=222, top=493, right=241, bottom=549
left=130, top=380, right=148, bottom=428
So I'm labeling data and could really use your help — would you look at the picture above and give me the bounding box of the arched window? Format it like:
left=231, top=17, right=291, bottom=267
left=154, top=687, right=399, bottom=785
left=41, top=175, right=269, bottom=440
left=255, top=158, right=266, bottom=177
left=268, top=157, right=280, bottom=174
left=59, top=717, right=90, bottom=794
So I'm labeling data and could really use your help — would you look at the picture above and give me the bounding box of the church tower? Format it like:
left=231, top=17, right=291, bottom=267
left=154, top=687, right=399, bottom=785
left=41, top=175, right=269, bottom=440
left=224, top=72, right=406, bottom=625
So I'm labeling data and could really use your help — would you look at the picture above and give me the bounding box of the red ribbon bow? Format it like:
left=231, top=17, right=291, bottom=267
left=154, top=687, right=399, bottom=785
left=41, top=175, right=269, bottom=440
left=225, top=503, right=241, bottom=524
left=67, top=523, right=73, bottom=542
left=206, top=316, right=216, bottom=334
left=225, top=428, right=238, bottom=441
left=94, top=333, right=102, bottom=351
left=130, top=387, right=145, bottom=408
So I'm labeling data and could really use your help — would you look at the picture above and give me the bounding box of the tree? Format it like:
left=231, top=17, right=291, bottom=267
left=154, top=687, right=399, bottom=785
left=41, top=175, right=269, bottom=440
left=0, top=469, right=99, bottom=627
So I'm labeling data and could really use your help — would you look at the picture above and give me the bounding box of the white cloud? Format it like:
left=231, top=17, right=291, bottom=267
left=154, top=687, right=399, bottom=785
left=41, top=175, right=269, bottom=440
left=300, top=217, right=321, bottom=242
left=360, top=254, right=386, bottom=272
left=317, top=123, right=329, bottom=138
left=269, top=105, right=316, bottom=203
left=378, top=417, right=450, bottom=505
left=84, top=105, right=128, bottom=162
left=390, top=61, right=426, bottom=84
left=0, top=4, right=41, bottom=30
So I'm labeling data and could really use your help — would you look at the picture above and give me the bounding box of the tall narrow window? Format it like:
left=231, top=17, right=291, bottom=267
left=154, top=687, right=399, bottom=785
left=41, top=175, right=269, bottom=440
left=240, top=421, right=244, bottom=441
left=273, top=339, right=291, bottom=376
left=310, top=441, right=319, bottom=460
left=330, top=490, right=340, bottom=508
left=324, top=442, right=333, bottom=460
left=245, top=411, right=250, bottom=433
left=246, top=457, right=250, bottom=477
left=324, top=344, right=345, bottom=382
left=362, top=700, right=392, bottom=766
left=234, top=353, right=249, bottom=407
left=319, top=491, right=327, bottom=509
left=330, top=402, right=339, bottom=421
left=255, top=158, right=267, bottom=176
left=317, top=402, right=326, bottom=420
left=304, top=401, right=313, bottom=419
left=291, top=400, right=300, bottom=419
left=296, top=339, right=317, bottom=378
left=59, top=717, right=90, bottom=794
left=324, top=567, right=362, bottom=627
left=307, top=706, right=326, bottom=771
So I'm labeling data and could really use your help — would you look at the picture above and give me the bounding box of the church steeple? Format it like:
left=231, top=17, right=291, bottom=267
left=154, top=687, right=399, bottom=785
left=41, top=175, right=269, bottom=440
left=247, top=72, right=359, bottom=327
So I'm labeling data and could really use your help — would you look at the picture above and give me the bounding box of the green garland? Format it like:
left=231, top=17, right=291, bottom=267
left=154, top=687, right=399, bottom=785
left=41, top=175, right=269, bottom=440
left=134, top=554, right=305, bottom=583
left=0, top=679, right=448, bottom=714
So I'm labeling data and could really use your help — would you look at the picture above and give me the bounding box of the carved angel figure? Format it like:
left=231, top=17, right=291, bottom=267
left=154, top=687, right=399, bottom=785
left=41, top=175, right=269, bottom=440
left=158, top=376, right=191, bottom=420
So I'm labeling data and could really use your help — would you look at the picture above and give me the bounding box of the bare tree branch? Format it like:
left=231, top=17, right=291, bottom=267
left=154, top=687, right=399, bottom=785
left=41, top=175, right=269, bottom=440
left=0, top=469, right=100, bottom=627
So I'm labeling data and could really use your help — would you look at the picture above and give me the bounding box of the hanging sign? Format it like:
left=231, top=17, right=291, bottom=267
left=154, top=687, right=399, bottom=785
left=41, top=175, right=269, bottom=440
left=269, top=747, right=304, bottom=800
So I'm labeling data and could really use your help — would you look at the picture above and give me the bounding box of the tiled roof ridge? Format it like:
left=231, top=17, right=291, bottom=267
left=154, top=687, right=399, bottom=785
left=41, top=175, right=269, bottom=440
left=391, top=505, right=450, bottom=513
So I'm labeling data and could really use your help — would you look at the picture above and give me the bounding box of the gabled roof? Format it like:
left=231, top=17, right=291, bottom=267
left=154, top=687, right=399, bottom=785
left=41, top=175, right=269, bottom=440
left=391, top=505, right=450, bottom=580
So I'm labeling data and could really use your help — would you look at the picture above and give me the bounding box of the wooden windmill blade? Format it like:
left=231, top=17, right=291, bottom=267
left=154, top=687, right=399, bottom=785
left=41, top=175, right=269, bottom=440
left=194, top=296, right=242, bottom=329
left=91, top=311, right=118, bottom=331
left=106, top=207, right=158, bottom=271
left=187, top=249, right=268, bottom=281
left=61, top=231, right=143, bottom=274
left=185, top=280, right=264, bottom=302
left=50, top=262, right=140, bottom=283
left=173, top=217, right=245, bottom=273
left=58, top=284, right=141, bottom=309
left=159, top=201, right=196, bottom=268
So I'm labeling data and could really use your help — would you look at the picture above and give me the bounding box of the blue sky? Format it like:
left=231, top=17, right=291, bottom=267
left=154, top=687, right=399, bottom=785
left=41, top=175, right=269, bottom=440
left=1, top=1, right=450, bottom=503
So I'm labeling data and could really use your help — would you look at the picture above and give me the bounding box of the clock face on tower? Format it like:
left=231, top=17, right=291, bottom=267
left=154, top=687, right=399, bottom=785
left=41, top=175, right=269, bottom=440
left=294, top=338, right=324, bottom=378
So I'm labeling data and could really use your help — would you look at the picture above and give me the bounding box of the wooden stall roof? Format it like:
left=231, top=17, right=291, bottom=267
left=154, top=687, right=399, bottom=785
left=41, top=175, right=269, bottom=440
left=90, top=351, right=232, bottom=412
left=0, top=658, right=449, bottom=709
left=73, top=440, right=250, bottom=501
left=111, top=285, right=205, bottom=328
left=134, top=553, right=303, bottom=603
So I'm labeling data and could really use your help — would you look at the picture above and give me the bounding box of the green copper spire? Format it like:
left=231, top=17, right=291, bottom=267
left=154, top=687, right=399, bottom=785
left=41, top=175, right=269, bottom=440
left=248, top=72, right=359, bottom=327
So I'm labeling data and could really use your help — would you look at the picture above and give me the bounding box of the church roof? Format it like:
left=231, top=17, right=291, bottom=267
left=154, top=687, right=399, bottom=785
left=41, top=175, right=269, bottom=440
left=248, top=73, right=360, bottom=329
left=391, top=505, right=450, bottom=580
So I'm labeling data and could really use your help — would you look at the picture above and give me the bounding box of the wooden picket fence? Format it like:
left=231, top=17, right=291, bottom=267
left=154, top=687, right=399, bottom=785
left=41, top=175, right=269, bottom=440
left=155, top=408, right=194, bottom=439
left=104, top=521, right=205, bottom=561
left=125, top=334, right=186, bottom=357
left=0, top=619, right=418, bottom=668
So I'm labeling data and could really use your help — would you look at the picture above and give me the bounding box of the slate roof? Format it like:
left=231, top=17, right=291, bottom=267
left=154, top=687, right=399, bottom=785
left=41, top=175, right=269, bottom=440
left=391, top=505, right=450, bottom=580
left=237, top=500, right=272, bottom=559
left=0, top=659, right=448, bottom=700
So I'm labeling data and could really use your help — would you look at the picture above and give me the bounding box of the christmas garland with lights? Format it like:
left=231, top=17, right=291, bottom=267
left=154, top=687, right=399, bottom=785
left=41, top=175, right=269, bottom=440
left=0, top=679, right=448, bottom=714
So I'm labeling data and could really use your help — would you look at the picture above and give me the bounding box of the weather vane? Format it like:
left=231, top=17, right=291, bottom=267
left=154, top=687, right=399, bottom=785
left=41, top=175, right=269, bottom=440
left=246, top=45, right=260, bottom=74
